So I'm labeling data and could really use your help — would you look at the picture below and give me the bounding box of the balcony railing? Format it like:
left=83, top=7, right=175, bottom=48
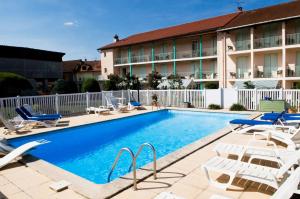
left=286, top=33, right=300, bottom=45
left=131, top=55, right=151, bottom=63
left=234, top=40, right=251, bottom=51
left=254, top=35, right=282, bottom=49
left=114, top=48, right=217, bottom=65
left=286, top=65, right=300, bottom=77
left=255, top=69, right=283, bottom=78
left=229, top=69, right=251, bottom=79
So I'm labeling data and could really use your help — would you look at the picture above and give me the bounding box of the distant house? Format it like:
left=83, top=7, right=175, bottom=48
left=63, top=59, right=101, bottom=87
left=0, top=45, right=65, bottom=93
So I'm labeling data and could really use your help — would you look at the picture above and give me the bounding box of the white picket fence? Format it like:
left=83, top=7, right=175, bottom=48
left=1, top=88, right=300, bottom=120
left=237, top=89, right=300, bottom=110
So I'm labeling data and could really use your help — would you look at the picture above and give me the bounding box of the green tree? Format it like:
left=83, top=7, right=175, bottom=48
left=205, top=82, right=219, bottom=89
left=124, top=73, right=141, bottom=90
left=0, top=72, right=35, bottom=97
left=147, top=72, right=162, bottom=89
left=51, top=79, right=78, bottom=94
left=103, top=74, right=124, bottom=91
left=81, top=78, right=101, bottom=92
left=243, top=81, right=255, bottom=89
left=167, top=74, right=183, bottom=89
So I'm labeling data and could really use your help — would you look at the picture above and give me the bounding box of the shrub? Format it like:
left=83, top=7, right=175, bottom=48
left=0, top=72, right=35, bottom=97
left=205, top=82, right=219, bottom=89
left=243, top=81, right=255, bottom=89
left=103, top=74, right=123, bottom=91
left=147, top=72, right=162, bottom=89
left=51, top=79, right=78, bottom=94
left=208, top=104, right=221, bottom=110
left=81, top=78, right=100, bottom=92
left=230, top=103, right=247, bottom=111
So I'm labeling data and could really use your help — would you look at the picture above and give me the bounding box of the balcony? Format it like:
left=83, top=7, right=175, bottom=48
left=114, top=47, right=217, bottom=65
left=153, top=52, right=173, bottom=61
left=286, top=33, right=300, bottom=45
left=114, top=57, right=128, bottom=65
left=254, top=66, right=283, bottom=78
left=235, top=40, right=251, bottom=51
left=286, top=64, right=300, bottom=77
left=228, top=69, right=251, bottom=79
left=254, top=35, right=282, bottom=49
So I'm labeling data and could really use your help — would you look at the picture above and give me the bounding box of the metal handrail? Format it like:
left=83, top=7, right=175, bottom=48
left=107, top=147, right=137, bottom=189
left=129, top=143, right=157, bottom=180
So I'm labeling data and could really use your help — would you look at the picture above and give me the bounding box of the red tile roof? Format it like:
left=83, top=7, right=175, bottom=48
left=99, top=13, right=240, bottom=50
left=222, top=0, right=300, bottom=30
left=63, top=60, right=101, bottom=73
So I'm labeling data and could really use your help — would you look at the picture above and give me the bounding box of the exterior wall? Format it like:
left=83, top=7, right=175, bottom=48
left=100, top=18, right=300, bottom=89
left=101, top=49, right=114, bottom=79
left=0, top=57, right=62, bottom=79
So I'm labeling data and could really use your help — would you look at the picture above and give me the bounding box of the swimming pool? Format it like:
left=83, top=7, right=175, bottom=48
left=8, top=110, right=247, bottom=184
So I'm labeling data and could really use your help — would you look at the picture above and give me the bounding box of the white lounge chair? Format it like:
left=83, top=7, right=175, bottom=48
left=254, top=128, right=300, bottom=150
left=0, top=137, right=14, bottom=154
left=0, top=140, right=49, bottom=169
left=86, top=106, right=110, bottom=115
left=0, top=112, right=25, bottom=133
left=201, top=152, right=299, bottom=190
left=213, top=140, right=297, bottom=165
left=105, top=96, right=128, bottom=112
left=230, top=121, right=297, bottom=134
left=210, top=166, right=300, bottom=199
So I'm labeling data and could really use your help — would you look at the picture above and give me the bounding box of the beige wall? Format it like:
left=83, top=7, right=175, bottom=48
left=101, top=49, right=114, bottom=79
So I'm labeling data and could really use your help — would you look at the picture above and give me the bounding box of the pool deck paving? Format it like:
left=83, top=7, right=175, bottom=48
left=0, top=107, right=281, bottom=199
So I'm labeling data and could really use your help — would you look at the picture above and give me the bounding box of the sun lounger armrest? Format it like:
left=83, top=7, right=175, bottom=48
left=253, top=131, right=270, bottom=140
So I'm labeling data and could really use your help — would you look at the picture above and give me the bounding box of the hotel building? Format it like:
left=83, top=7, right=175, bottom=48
left=99, top=1, right=300, bottom=89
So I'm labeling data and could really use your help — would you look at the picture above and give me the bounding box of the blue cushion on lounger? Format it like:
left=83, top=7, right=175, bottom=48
left=230, top=119, right=273, bottom=125
left=130, top=101, right=141, bottom=106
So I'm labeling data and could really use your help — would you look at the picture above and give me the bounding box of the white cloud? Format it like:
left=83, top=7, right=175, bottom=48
left=63, top=21, right=77, bottom=27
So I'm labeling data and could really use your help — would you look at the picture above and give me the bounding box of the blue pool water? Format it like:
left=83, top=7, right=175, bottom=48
left=9, top=110, right=247, bottom=184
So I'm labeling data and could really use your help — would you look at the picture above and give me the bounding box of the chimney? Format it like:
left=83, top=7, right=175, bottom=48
left=237, top=6, right=243, bottom=12
left=113, top=34, right=119, bottom=42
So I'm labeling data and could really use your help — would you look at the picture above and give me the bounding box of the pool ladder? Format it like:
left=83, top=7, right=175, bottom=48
left=107, top=143, right=157, bottom=190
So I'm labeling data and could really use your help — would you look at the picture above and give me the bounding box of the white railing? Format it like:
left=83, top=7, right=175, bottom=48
left=0, top=91, right=131, bottom=119
left=237, top=89, right=300, bottom=110
left=2, top=89, right=300, bottom=120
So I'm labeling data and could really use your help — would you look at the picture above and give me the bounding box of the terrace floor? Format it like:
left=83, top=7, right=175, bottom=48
left=0, top=108, right=282, bottom=199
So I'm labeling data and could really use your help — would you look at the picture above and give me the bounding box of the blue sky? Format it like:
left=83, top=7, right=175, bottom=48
left=0, top=0, right=290, bottom=60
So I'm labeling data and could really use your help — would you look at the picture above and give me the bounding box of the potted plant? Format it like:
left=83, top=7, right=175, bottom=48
left=288, top=106, right=297, bottom=113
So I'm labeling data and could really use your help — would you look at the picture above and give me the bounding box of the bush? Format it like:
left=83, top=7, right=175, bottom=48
left=208, top=104, right=221, bottom=110
left=81, top=78, right=100, bottom=92
left=229, top=103, right=247, bottom=111
left=0, top=72, right=35, bottom=97
left=51, top=79, right=78, bottom=94
left=205, top=82, right=219, bottom=89
left=103, top=74, right=123, bottom=91
left=148, top=72, right=162, bottom=89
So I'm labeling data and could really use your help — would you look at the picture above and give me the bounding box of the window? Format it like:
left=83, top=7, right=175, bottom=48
left=192, top=40, right=199, bottom=57
left=104, top=68, right=107, bottom=73
left=103, top=52, right=106, bottom=57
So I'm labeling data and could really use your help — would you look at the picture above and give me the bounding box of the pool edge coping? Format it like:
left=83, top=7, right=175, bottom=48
left=16, top=109, right=260, bottom=199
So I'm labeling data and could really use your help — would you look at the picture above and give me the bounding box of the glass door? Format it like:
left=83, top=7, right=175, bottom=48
left=236, top=56, right=250, bottom=78
left=296, top=51, right=300, bottom=76
left=264, top=53, right=278, bottom=78
left=192, top=40, right=199, bottom=57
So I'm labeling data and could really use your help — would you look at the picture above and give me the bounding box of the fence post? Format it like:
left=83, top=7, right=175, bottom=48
left=168, top=89, right=171, bottom=106
left=204, top=88, right=207, bottom=108
left=16, top=95, right=20, bottom=108
left=86, top=92, right=89, bottom=108
left=55, top=93, right=59, bottom=114
left=146, top=89, right=149, bottom=105
left=128, top=89, right=131, bottom=102
left=280, top=88, right=284, bottom=100
left=254, top=88, right=258, bottom=110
